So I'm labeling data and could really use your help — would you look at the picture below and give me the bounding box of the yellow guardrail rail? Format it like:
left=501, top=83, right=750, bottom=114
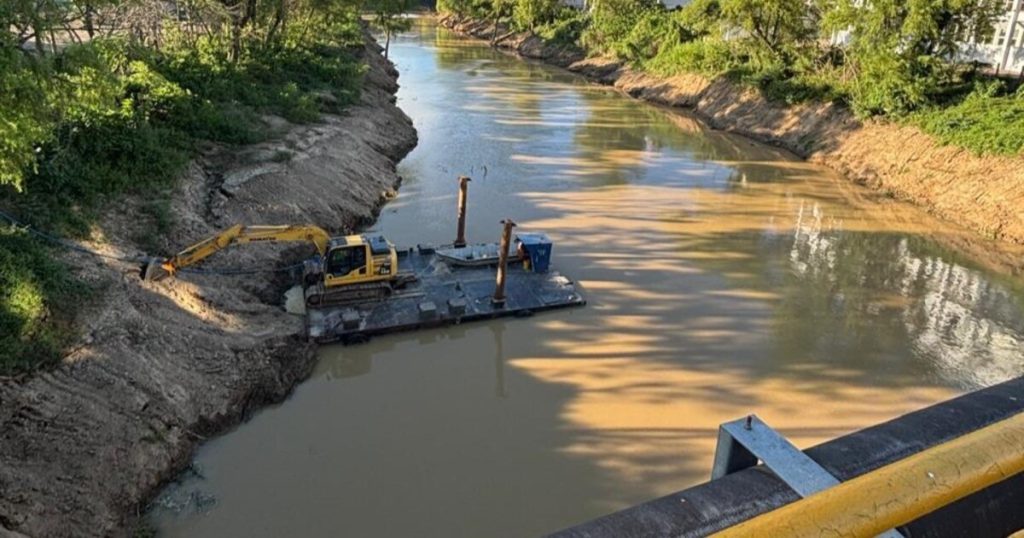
left=712, top=412, right=1024, bottom=538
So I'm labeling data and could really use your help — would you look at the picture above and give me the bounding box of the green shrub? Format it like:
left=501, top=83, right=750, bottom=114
left=0, top=227, right=83, bottom=375
left=674, top=0, right=723, bottom=40
left=724, top=61, right=846, bottom=105
left=153, top=39, right=363, bottom=126
left=25, top=118, right=189, bottom=234
left=165, top=101, right=266, bottom=146
left=5, top=21, right=366, bottom=234
left=612, top=8, right=681, bottom=62
left=535, top=9, right=588, bottom=45
left=0, top=50, right=52, bottom=191
left=511, top=0, right=559, bottom=32
left=645, top=39, right=736, bottom=77
left=842, top=50, right=936, bottom=117
left=439, top=0, right=493, bottom=17
left=581, top=0, right=658, bottom=55
left=913, top=86, right=1024, bottom=156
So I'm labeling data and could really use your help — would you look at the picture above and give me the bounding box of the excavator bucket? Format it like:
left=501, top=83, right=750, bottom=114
left=142, top=259, right=172, bottom=281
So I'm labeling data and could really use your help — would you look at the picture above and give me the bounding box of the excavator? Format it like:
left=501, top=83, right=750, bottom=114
left=144, top=224, right=416, bottom=306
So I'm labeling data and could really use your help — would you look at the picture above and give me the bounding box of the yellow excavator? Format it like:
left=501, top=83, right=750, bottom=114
left=144, top=224, right=416, bottom=306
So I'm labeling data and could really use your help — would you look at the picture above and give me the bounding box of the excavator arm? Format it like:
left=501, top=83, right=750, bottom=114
left=144, top=224, right=333, bottom=281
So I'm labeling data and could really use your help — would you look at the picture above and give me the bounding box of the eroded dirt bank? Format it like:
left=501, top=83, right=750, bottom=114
left=440, top=14, right=1024, bottom=248
left=0, top=34, right=416, bottom=538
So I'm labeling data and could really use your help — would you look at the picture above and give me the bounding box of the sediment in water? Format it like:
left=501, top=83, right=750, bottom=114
left=439, top=14, right=1024, bottom=248
left=0, top=33, right=417, bottom=538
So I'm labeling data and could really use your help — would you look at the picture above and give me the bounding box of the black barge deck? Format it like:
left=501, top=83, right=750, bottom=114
left=306, top=245, right=585, bottom=343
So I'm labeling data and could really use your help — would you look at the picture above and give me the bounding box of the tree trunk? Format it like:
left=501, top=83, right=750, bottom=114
left=84, top=4, right=95, bottom=39
left=31, top=9, right=46, bottom=56
left=385, top=29, right=391, bottom=59
left=231, top=0, right=257, bottom=62
left=266, top=0, right=289, bottom=46
left=231, top=21, right=242, bottom=61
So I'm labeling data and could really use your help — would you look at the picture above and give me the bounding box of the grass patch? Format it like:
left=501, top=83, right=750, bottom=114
left=0, top=227, right=88, bottom=376
left=912, top=94, right=1024, bottom=156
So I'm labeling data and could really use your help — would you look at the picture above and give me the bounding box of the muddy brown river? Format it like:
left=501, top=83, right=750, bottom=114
left=149, top=21, right=1024, bottom=537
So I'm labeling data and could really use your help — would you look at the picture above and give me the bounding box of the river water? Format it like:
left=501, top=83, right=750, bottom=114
left=149, top=21, right=1024, bottom=537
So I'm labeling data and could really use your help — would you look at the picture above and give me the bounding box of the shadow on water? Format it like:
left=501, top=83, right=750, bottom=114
left=148, top=20, right=1024, bottom=537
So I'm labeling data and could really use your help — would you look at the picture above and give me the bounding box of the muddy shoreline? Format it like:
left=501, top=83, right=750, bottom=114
left=0, top=33, right=416, bottom=537
left=438, top=14, right=1024, bottom=249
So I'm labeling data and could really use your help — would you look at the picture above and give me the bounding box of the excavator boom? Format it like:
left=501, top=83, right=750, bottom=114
left=144, top=224, right=333, bottom=281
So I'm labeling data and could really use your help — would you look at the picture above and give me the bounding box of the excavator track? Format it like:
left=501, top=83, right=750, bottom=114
left=304, top=272, right=419, bottom=308
left=304, top=281, right=393, bottom=308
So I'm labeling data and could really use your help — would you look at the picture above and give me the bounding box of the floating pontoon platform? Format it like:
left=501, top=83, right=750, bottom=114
left=306, top=245, right=585, bottom=343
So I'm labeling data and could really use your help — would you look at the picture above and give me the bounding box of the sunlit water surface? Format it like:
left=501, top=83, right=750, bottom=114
left=149, top=21, right=1024, bottom=537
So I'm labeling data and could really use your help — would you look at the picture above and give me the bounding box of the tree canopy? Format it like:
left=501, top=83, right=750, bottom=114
left=442, top=0, right=1012, bottom=119
left=0, top=0, right=384, bottom=192
left=368, top=0, right=415, bottom=58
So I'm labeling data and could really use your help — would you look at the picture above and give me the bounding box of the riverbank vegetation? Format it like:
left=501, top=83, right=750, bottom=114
left=438, top=0, right=1024, bottom=157
left=0, top=0, right=386, bottom=375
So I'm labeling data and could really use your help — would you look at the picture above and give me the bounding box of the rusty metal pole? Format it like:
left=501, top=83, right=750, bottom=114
left=493, top=219, right=516, bottom=306
left=454, top=176, right=471, bottom=248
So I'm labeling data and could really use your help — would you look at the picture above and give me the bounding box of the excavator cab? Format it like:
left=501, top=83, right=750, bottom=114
left=321, top=235, right=398, bottom=289
left=326, top=244, right=368, bottom=278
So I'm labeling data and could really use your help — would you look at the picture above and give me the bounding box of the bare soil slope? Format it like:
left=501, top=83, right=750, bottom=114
left=0, top=36, right=416, bottom=538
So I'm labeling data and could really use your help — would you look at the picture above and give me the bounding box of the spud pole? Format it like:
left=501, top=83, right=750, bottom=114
left=493, top=219, right=516, bottom=306
left=454, top=176, right=471, bottom=248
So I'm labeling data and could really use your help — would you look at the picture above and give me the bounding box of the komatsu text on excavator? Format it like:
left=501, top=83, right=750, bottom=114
left=144, top=224, right=416, bottom=307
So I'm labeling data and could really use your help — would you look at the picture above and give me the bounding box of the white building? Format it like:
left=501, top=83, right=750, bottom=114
left=959, top=0, right=1024, bottom=73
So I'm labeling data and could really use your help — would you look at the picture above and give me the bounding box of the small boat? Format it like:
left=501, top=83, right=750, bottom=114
left=435, top=242, right=519, bottom=267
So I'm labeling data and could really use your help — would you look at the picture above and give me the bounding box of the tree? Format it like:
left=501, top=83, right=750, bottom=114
left=675, top=0, right=723, bottom=41
left=0, top=52, right=51, bottom=190
left=436, top=0, right=478, bottom=16
left=69, top=0, right=120, bottom=40
left=829, top=0, right=1003, bottom=60
left=368, top=0, right=413, bottom=59
left=511, top=0, right=557, bottom=33
left=1, top=2, right=55, bottom=190
left=488, top=0, right=515, bottom=42
left=581, top=0, right=658, bottom=54
left=719, top=0, right=817, bottom=60
left=826, top=0, right=1004, bottom=115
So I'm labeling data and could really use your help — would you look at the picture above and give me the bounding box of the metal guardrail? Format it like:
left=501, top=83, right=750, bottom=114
left=551, top=377, right=1024, bottom=538
left=711, top=412, right=1024, bottom=538
left=711, top=415, right=902, bottom=538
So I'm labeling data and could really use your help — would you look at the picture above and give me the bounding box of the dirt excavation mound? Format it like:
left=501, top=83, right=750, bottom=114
left=0, top=35, right=417, bottom=538
left=439, top=14, right=1024, bottom=250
